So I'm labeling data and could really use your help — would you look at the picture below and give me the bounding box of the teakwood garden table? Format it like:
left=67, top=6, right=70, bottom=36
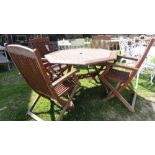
left=45, top=48, right=117, bottom=79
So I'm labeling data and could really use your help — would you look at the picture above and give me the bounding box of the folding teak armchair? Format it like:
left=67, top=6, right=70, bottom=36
left=7, top=45, right=80, bottom=121
left=29, top=37, right=71, bottom=76
left=91, top=35, right=111, bottom=49
left=99, top=38, right=154, bottom=112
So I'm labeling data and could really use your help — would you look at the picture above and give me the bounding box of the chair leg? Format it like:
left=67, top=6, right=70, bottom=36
left=101, top=77, right=135, bottom=112
left=127, top=84, right=135, bottom=93
left=67, top=65, right=72, bottom=73
left=131, top=93, right=137, bottom=109
left=7, top=63, right=10, bottom=71
left=152, top=73, right=155, bottom=83
left=103, top=82, right=121, bottom=102
left=135, top=71, right=140, bottom=89
left=127, top=84, right=137, bottom=109
left=150, top=73, right=155, bottom=85
left=26, top=95, right=43, bottom=121
left=103, top=94, right=115, bottom=102
left=92, top=75, right=99, bottom=83
left=28, top=95, right=41, bottom=112
left=58, top=84, right=79, bottom=121
left=58, top=101, right=73, bottom=121
left=109, top=82, right=121, bottom=96
left=27, top=110, right=43, bottom=121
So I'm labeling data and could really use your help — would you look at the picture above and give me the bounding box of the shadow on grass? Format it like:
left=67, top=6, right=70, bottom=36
left=64, top=84, right=155, bottom=121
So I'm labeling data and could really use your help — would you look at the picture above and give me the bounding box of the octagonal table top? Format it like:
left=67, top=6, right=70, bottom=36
left=45, top=48, right=117, bottom=65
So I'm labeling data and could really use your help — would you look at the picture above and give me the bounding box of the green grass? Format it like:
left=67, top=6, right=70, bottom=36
left=0, top=64, right=155, bottom=121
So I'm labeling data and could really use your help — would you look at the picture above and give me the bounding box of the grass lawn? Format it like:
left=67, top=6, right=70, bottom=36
left=0, top=64, right=155, bottom=121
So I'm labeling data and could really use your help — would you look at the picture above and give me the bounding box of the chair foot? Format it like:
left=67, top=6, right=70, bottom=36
left=100, top=77, right=136, bottom=112
left=27, top=110, right=43, bottom=121
left=57, top=101, right=73, bottom=121
left=27, top=95, right=42, bottom=120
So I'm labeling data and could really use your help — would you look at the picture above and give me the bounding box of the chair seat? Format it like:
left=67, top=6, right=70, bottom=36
left=54, top=79, right=75, bottom=96
left=105, top=69, right=130, bottom=82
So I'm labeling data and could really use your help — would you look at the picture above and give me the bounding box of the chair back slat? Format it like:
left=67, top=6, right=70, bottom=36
left=7, top=45, right=54, bottom=98
left=91, top=35, right=111, bottom=49
left=29, top=38, right=53, bottom=57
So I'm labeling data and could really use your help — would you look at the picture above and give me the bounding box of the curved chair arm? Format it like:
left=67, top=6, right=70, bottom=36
left=117, top=55, right=138, bottom=61
left=41, top=57, right=48, bottom=62
left=107, top=62, right=139, bottom=71
left=41, top=58, right=64, bottom=72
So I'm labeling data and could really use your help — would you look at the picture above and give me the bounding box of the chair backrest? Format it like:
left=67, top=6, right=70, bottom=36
left=70, top=38, right=85, bottom=48
left=7, top=45, right=56, bottom=99
left=57, top=39, right=71, bottom=50
left=91, top=35, right=111, bottom=49
left=29, top=37, right=53, bottom=57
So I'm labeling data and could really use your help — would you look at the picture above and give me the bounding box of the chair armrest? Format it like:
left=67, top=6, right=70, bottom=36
left=41, top=58, right=52, bottom=68
left=51, top=70, right=78, bottom=87
left=43, top=62, right=51, bottom=68
left=117, top=55, right=138, bottom=61
left=107, top=62, right=139, bottom=71
left=41, top=58, right=58, bottom=68
left=41, top=58, right=59, bottom=66
left=41, top=58, right=48, bottom=62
